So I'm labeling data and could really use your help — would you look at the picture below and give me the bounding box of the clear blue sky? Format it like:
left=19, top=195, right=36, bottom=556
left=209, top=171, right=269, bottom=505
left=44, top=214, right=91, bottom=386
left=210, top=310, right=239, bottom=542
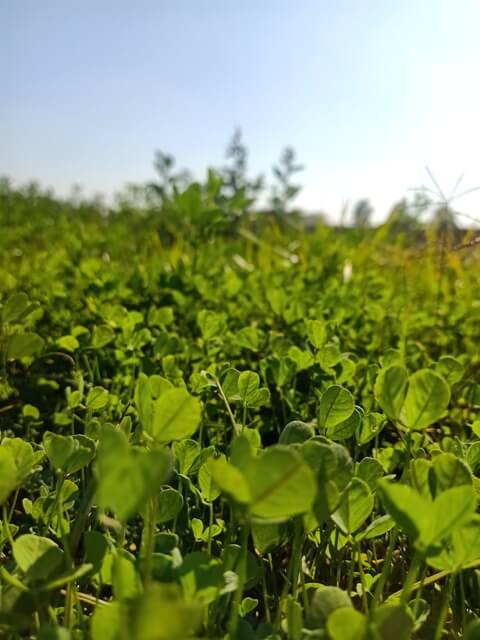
left=2, top=0, right=480, bottom=222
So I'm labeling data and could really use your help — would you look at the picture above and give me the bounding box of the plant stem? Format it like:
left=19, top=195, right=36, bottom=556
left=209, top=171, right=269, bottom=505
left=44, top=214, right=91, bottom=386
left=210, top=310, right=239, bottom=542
left=290, top=518, right=304, bottom=600
left=7, top=488, right=19, bottom=522
left=207, top=501, right=214, bottom=556
left=356, top=540, right=369, bottom=614
left=142, top=496, right=157, bottom=588
left=372, top=528, right=397, bottom=610
left=2, top=504, right=15, bottom=551
left=400, top=551, right=422, bottom=606
left=213, top=374, right=240, bottom=437
left=261, top=563, right=271, bottom=623
left=54, top=474, right=76, bottom=630
left=434, top=574, right=454, bottom=640
left=228, top=522, right=249, bottom=638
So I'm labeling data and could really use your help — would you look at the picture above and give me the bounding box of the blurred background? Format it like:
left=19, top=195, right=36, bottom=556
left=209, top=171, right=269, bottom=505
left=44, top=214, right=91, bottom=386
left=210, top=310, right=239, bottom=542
left=1, top=0, right=480, bottom=224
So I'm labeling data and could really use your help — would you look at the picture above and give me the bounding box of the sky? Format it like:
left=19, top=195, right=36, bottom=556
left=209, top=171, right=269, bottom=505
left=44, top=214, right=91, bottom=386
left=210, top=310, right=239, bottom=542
left=2, top=0, right=480, bottom=223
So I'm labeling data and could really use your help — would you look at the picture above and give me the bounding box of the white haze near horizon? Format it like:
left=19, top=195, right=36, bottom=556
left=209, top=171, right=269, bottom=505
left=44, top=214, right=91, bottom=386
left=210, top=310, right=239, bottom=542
left=1, top=1, right=480, bottom=225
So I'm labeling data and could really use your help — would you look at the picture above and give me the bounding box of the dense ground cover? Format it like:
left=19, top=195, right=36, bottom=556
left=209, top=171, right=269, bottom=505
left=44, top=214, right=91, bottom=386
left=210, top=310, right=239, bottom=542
left=0, top=179, right=479, bottom=639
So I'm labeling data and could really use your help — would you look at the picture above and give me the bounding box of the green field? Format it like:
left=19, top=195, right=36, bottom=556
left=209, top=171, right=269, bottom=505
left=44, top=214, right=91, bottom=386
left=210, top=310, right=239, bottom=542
left=0, top=176, right=479, bottom=640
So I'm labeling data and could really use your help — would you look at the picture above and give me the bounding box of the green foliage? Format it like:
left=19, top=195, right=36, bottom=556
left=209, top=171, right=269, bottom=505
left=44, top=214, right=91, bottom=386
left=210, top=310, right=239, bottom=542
left=375, top=366, right=451, bottom=429
left=0, top=173, right=479, bottom=639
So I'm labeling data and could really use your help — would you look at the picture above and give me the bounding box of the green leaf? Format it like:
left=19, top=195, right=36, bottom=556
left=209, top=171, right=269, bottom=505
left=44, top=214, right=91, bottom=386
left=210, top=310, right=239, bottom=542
left=190, top=518, right=204, bottom=540
left=410, top=458, right=432, bottom=496
left=331, top=478, right=374, bottom=534
left=86, top=386, right=109, bottom=410
left=356, top=514, right=394, bottom=541
left=2, top=437, right=35, bottom=487
left=372, top=603, right=414, bottom=640
left=236, top=326, right=260, bottom=352
left=133, top=584, right=203, bottom=639
left=306, top=586, right=352, bottom=630
left=135, top=373, right=154, bottom=434
left=285, top=595, right=303, bottom=639
left=198, top=462, right=220, bottom=502
left=436, top=355, right=464, bottom=385
left=279, top=420, right=315, bottom=445
left=84, top=530, right=109, bottom=574
left=374, top=365, right=408, bottom=421
left=56, top=335, right=79, bottom=352
left=464, top=620, right=480, bottom=640
left=156, top=488, right=183, bottom=524
left=466, top=442, right=480, bottom=473
left=427, top=516, right=480, bottom=571
left=239, top=596, right=258, bottom=617
left=7, top=332, right=44, bottom=359
left=306, top=319, right=326, bottom=349
left=0, top=446, right=17, bottom=505
left=327, top=408, right=361, bottom=441
left=208, top=457, right=252, bottom=505
left=210, top=446, right=316, bottom=521
left=356, top=457, right=384, bottom=490
left=318, top=343, right=341, bottom=370
left=249, top=446, right=316, bottom=520
left=377, top=480, right=429, bottom=542
left=431, top=453, right=472, bottom=493
left=238, top=370, right=259, bottom=405
left=251, top=521, right=284, bottom=554
left=23, top=403, right=40, bottom=419
left=96, top=430, right=172, bottom=521
left=151, top=388, right=202, bottom=443
left=91, top=601, right=123, bottom=640
left=43, top=432, right=95, bottom=474
left=13, top=534, right=64, bottom=580
left=401, top=369, right=450, bottom=430
left=238, top=371, right=270, bottom=407
left=356, top=412, right=385, bottom=445
left=197, top=309, right=225, bottom=340
left=113, top=550, right=142, bottom=600
left=288, top=346, right=314, bottom=371
left=422, top=485, right=476, bottom=548
left=318, top=385, right=355, bottom=430
left=38, top=625, right=71, bottom=640
left=378, top=481, right=476, bottom=551
left=149, top=375, right=173, bottom=398
left=91, top=324, right=115, bottom=349
left=327, top=607, right=367, bottom=639
left=222, top=368, right=241, bottom=401
left=172, top=439, right=200, bottom=475
left=43, top=433, right=75, bottom=471
left=2, top=292, right=31, bottom=323
left=471, top=421, right=480, bottom=438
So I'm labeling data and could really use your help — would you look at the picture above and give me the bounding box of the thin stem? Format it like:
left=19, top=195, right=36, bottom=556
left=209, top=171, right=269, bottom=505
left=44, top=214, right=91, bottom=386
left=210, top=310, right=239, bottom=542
left=261, top=563, right=272, bottom=623
left=142, top=496, right=158, bottom=588
left=372, top=528, right=397, bottom=610
left=389, top=559, right=480, bottom=599
left=114, top=523, right=126, bottom=595
left=213, top=375, right=240, bottom=437
left=228, top=522, right=249, bottom=638
left=274, top=520, right=304, bottom=631
left=2, top=504, right=15, bottom=550
left=56, top=476, right=75, bottom=630
left=207, top=501, right=214, bottom=556
left=356, top=540, right=369, bottom=614
left=434, top=574, right=454, bottom=640
left=242, top=402, right=247, bottom=433
left=347, top=545, right=355, bottom=597
left=290, top=519, right=304, bottom=600
left=7, top=488, right=19, bottom=522
left=400, top=551, right=422, bottom=606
